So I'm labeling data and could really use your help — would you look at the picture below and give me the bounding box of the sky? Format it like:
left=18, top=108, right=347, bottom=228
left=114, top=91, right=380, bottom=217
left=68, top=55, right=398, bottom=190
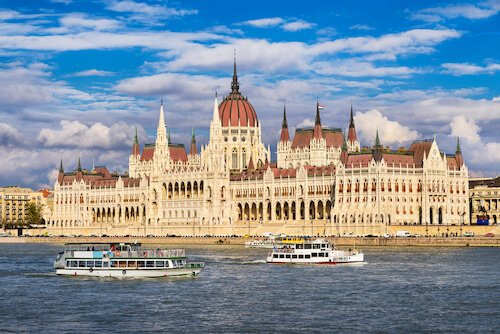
left=0, top=0, right=499, bottom=189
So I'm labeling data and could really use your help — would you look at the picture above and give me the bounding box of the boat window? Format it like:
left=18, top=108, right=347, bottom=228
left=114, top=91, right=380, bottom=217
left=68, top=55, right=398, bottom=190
left=304, top=244, right=312, bottom=249
left=299, top=255, right=304, bottom=259
left=87, top=260, right=95, bottom=267
left=321, top=244, right=326, bottom=248
left=279, top=254, right=285, bottom=259
left=273, top=254, right=278, bottom=258
left=155, top=261, right=164, bottom=267
left=296, top=244, right=303, bottom=249
left=78, top=261, right=86, bottom=268
left=313, top=244, right=320, bottom=249
left=95, top=261, right=103, bottom=267
left=305, top=255, right=311, bottom=259
left=318, top=253, right=324, bottom=257
left=118, top=261, right=126, bottom=268
left=312, top=253, right=317, bottom=257
left=70, top=260, right=78, bottom=267
left=292, top=255, right=297, bottom=259
left=137, top=261, right=145, bottom=268
left=110, top=261, right=117, bottom=268
left=146, top=261, right=155, bottom=268
left=128, top=261, right=137, bottom=267
left=165, top=261, right=170, bottom=267
left=102, top=261, right=109, bottom=268
left=286, top=254, right=291, bottom=258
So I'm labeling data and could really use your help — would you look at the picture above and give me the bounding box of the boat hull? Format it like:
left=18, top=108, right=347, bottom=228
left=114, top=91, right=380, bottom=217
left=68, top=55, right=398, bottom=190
left=266, top=253, right=364, bottom=264
left=56, top=267, right=202, bottom=278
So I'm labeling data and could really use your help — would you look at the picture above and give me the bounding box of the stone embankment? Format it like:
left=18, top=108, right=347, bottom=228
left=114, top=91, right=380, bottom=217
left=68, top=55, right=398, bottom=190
left=1, top=236, right=498, bottom=247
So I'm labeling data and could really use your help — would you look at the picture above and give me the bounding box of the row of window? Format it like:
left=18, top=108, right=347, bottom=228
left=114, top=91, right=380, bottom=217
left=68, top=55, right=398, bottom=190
left=66, top=259, right=186, bottom=268
left=273, top=253, right=328, bottom=259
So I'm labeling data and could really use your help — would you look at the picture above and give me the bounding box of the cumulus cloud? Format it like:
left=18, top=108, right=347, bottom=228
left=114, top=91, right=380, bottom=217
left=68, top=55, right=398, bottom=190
left=37, top=120, right=139, bottom=150
left=350, top=24, right=374, bottom=31
left=355, top=109, right=420, bottom=146
left=313, top=59, right=418, bottom=77
left=242, top=17, right=284, bottom=28
left=106, top=0, right=197, bottom=23
left=450, top=116, right=481, bottom=143
left=59, top=13, right=121, bottom=31
left=282, top=20, right=315, bottom=32
left=411, top=2, right=500, bottom=22
left=442, top=62, right=500, bottom=75
left=0, top=123, right=24, bottom=147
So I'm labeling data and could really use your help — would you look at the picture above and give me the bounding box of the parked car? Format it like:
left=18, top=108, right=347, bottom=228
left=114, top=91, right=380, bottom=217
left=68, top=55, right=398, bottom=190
left=463, top=232, right=474, bottom=237
left=485, top=232, right=495, bottom=237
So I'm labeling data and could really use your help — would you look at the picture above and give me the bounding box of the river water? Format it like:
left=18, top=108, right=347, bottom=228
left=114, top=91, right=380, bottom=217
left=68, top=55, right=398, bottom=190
left=0, top=243, right=498, bottom=333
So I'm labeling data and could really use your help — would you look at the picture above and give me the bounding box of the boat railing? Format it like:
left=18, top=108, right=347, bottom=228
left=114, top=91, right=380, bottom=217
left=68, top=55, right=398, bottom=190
left=62, top=248, right=186, bottom=259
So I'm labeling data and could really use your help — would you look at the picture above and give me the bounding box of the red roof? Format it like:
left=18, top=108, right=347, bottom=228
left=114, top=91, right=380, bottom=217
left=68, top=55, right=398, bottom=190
left=447, top=156, right=459, bottom=169
left=409, top=141, right=432, bottom=167
left=140, top=144, right=188, bottom=162
left=382, top=153, right=415, bottom=167
left=291, top=128, right=343, bottom=149
left=141, top=145, right=155, bottom=161
left=346, top=154, right=373, bottom=167
left=219, top=94, right=258, bottom=127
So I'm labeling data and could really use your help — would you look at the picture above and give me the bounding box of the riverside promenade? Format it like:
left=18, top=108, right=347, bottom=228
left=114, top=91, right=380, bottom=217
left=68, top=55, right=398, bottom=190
left=1, top=236, right=499, bottom=247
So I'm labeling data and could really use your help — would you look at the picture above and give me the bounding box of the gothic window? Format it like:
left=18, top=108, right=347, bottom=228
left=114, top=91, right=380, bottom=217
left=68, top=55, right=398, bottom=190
left=242, top=148, right=247, bottom=169
left=232, top=148, right=238, bottom=170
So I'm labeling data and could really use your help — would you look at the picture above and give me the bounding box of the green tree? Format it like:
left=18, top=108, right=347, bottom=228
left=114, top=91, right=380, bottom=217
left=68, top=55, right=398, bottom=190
left=26, top=202, right=44, bottom=226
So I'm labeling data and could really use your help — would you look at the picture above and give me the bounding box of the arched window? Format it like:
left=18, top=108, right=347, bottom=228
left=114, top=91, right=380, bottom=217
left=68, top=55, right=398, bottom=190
left=242, top=148, right=247, bottom=169
left=232, top=148, right=238, bottom=170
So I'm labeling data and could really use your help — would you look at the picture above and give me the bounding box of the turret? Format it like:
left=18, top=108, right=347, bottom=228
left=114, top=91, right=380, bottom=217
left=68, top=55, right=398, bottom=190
left=279, top=104, right=290, bottom=142
left=455, top=137, right=463, bottom=167
left=372, top=130, right=383, bottom=161
left=341, top=132, right=349, bottom=164
left=312, top=101, right=323, bottom=140
left=132, top=126, right=140, bottom=156
left=347, top=103, right=360, bottom=152
left=153, top=100, right=170, bottom=170
left=57, top=158, right=64, bottom=183
left=190, top=127, right=198, bottom=156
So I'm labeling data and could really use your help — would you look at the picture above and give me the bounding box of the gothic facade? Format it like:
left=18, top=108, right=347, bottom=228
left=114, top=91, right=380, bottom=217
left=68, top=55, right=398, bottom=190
left=47, top=61, right=470, bottom=236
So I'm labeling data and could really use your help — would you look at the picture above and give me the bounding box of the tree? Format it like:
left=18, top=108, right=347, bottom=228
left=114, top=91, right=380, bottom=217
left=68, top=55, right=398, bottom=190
left=26, top=202, right=44, bottom=226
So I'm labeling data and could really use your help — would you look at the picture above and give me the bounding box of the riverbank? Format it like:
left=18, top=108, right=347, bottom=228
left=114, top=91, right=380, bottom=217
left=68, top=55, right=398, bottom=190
left=1, top=236, right=498, bottom=247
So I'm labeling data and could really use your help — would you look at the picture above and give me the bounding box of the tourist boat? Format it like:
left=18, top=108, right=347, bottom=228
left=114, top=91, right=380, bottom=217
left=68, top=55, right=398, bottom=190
left=266, top=238, right=364, bottom=264
left=54, top=242, right=204, bottom=278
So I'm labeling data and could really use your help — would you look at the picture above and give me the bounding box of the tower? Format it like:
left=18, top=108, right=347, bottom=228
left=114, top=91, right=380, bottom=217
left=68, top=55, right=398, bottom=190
left=347, top=104, right=360, bottom=152
left=153, top=100, right=170, bottom=173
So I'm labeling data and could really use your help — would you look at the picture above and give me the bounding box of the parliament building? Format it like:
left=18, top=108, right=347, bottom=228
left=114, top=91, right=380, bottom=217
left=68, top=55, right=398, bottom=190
left=46, top=61, right=470, bottom=236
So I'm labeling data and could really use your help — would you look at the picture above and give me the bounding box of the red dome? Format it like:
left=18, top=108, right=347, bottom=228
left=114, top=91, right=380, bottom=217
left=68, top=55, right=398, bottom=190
left=218, top=59, right=258, bottom=127
left=219, top=94, right=258, bottom=127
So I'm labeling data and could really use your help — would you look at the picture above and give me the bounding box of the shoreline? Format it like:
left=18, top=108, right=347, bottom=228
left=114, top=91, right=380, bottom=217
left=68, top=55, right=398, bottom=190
left=1, top=236, right=498, bottom=247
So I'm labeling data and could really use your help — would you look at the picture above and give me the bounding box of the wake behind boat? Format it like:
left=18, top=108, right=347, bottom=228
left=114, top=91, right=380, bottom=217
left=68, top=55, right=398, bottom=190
left=54, top=242, right=204, bottom=278
left=266, top=238, right=364, bottom=264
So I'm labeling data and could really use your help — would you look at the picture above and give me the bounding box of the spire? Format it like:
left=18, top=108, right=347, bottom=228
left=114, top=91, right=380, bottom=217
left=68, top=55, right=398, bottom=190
left=231, top=50, right=240, bottom=94
left=167, top=127, right=171, bottom=144
left=456, top=137, right=461, bottom=154
left=77, top=156, right=82, bottom=172
left=132, top=126, right=140, bottom=156
left=59, top=158, right=64, bottom=173
left=313, top=101, right=323, bottom=140
left=341, top=132, right=349, bottom=164
left=280, top=103, right=290, bottom=142
left=247, top=155, right=254, bottom=170
left=347, top=103, right=358, bottom=144
left=374, top=129, right=381, bottom=148
left=190, top=127, right=198, bottom=156
left=342, top=131, right=348, bottom=152
left=212, top=91, right=220, bottom=125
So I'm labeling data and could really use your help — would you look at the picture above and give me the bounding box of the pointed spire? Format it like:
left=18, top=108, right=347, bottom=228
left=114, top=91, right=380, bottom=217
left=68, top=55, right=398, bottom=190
left=347, top=103, right=358, bottom=144
left=342, top=131, right=348, bottom=152
left=280, top=103, right=290, bottom=142
left=313, top=100, right=323, bottom=139
left=349, top=103, right=355, bottom=128
left=77, top=156, right=82, bottom=172
left=212, top=91, right=220, bottom=125
left=231, top=50, right=240, bottom=94
left=190, top=127, right=197, bottom=156
left=167, top=127, right=171, bottom=144
left=134, top=126, right=138, bottom=144
left=456, top=137, right=461, bottom=154
left=59, top=158, right=64, bottom=173
left=374, top=130, right=381, bottom=148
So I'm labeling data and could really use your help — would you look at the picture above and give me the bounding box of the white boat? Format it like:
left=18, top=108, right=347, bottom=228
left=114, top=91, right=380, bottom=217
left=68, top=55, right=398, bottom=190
left=266, top=238, right=364, bottom=264
left=245, top=237, right=278, bottom=248
left=54, top=242, right=204, bottom=278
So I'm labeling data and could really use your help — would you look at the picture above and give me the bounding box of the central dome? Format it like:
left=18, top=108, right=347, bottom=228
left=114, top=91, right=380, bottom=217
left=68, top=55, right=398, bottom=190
left=218, top=60, right=258, bottom=127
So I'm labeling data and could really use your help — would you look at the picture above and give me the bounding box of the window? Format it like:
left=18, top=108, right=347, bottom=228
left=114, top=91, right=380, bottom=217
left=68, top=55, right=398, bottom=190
left=305, top=255, right=311, bottom=259
left=78, top=261, right=86, bottom=268
left=305, top=244, right=312, bottom=249
left=299, top=255, right=304, bottom=259
left=279, top=254, right=285, bottom=259
left=273, top=254, right=278, bottom=258
left=155, top=261, right=164, bottom=267
left=292, top=255, right=298, bottom=259
left=313, top=244, right=320, bottom=249
left=146, top=261, right=155, bottom=268
left=95, top=261, right=103, bottom=268
left=285, top=254, right=291, bottom=259
left=137, top=261, right=145, bottom=268
left=87, top=261, right=95, bottom=267
left=128, top=261, right=137, bottom=267
left=312, top=253, right=318, bottom=257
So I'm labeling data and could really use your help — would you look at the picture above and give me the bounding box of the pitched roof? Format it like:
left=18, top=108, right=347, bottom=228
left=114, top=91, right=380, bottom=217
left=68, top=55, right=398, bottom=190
left=291, top=127, right=343, bottom=149
left=408, top=140, right=433, bottom=167
left=140, top=144, right=188, bottom=162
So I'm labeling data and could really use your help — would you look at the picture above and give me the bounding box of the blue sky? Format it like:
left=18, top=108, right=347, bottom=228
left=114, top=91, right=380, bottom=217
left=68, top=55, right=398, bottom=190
left=0, top=0, right=499, bottom=188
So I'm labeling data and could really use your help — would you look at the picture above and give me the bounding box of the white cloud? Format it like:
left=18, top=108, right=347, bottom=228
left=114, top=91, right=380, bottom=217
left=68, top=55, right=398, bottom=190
left=242, top=17, right=284, bottom=28
left=412, top=2, right=500, bottom=22
left=355, top=109, right=420, bottom=146
left=59, top=13, right=121, bottom=31
left=37, top=120, right=142, bottom=151
left=442, top=62, right=500, bottom=75
left=0, top=122, right=24, bottom=146
left=450, top=116, right=481, bottom=143
left=72, top=69, right=113, bottom=77
left=282, top=20, right=315, bottom=32
left=106, top=0, right=197, bottom=23
left=313, top=59, right=418, bottom=77
left=296, top=119, right=315, bottom=128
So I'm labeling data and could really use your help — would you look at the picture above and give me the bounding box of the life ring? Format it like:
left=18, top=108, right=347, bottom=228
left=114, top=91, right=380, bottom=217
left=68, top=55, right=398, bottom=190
left=89, top=267, right=93, bottom=273
left=116, top=251, right=121, bottom=256
left=122, top=270, right=126, bottom=275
